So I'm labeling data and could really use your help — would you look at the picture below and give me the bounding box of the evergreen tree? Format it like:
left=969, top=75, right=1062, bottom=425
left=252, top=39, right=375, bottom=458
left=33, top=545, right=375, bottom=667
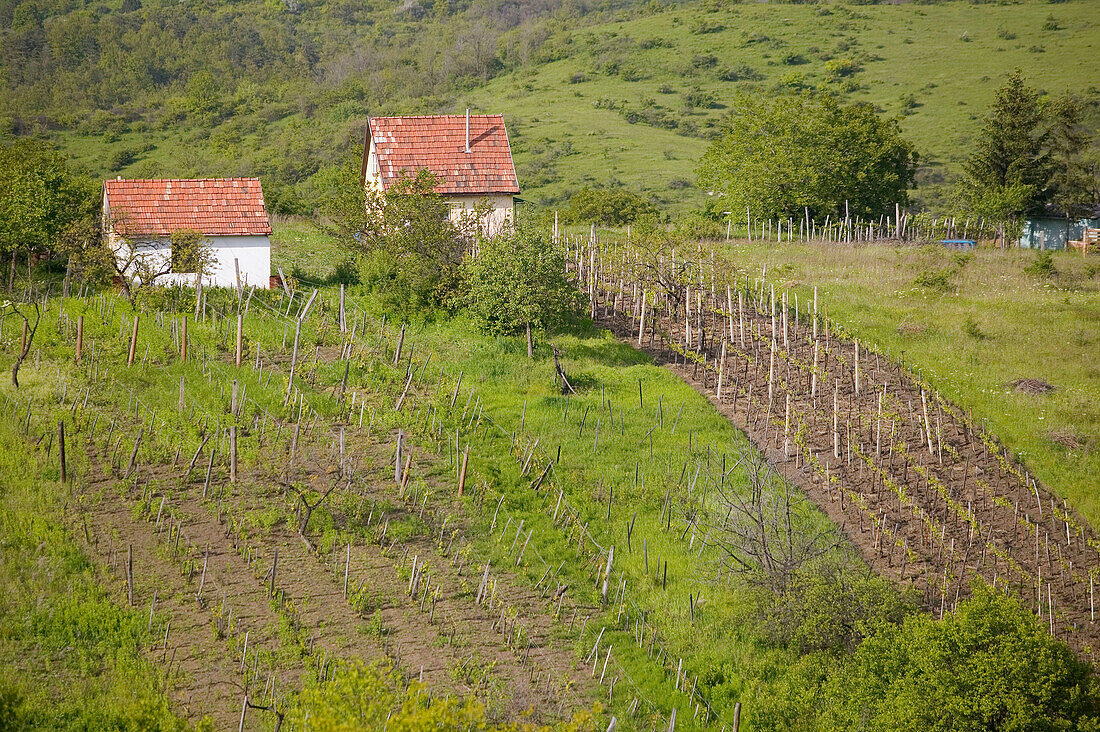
left=1046, top=94, right=1097, bottom=222
left=964, top=69, right=1050, bottom=214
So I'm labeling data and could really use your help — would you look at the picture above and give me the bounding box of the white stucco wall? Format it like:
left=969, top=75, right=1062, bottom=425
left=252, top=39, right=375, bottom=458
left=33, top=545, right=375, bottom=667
left=203, top=235, right=271, bottom=289
left=448, top=194, right=514, bottom=237
left=111, top=234, right=270, bottom=289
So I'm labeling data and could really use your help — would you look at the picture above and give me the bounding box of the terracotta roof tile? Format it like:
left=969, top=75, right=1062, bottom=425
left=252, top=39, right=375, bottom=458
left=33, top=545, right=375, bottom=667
left=102, top=178, right=272, bottom=237
left=367, top=115, right=520, bottom=196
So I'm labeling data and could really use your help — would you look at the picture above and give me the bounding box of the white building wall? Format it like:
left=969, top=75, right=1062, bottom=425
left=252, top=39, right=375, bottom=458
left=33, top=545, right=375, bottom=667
left=204, top=235, right=271, bottom=289
left=113, top=234, right=270, bottom=289
left=447, top=194, right=514, bottom=237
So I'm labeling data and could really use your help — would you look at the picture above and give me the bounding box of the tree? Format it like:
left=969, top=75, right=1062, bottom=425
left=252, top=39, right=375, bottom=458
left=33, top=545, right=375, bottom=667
left=321, top=156, right=464, bottom=319
left=562, top=186, right=658, bottom=226
left=462, top=225, right=580, bottom=357
left=0, top=298, right=39, bottom=387
left=822, top=586, right=1100, bottom=731
left=0, top=139, right=98, bottom=290
left=697, top=91, right=917, bottom=222
left=709, top=450, right=837, bottom=593
left=963, top=70, right=1050, bottom=218
left=1046, top=95, right=1098, bottom=230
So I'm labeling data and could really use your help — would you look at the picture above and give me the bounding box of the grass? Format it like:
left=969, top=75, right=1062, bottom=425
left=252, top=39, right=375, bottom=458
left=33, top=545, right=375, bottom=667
left=0, top=386, right=190, bottom=729
left=36, top=0, right=1100, bottom=215
left=463, top=0, right=1100, bottom=210
left=3, top=221, right=1096, bottom=729
left=700, top=240, right=1100, bottom=529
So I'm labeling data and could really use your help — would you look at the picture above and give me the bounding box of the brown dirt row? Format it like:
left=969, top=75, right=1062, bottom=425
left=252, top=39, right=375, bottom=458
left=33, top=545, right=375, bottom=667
left=250, top=424, right=597, bottom=722
left=76, top=468, right=296, bottom=730
left=590, top=272, right=1100, bottom=658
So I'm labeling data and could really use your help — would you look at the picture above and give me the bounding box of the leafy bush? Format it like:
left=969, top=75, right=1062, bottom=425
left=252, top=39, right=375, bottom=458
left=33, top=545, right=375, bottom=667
left=718, top=64, right=763, bottom=82
left=825, top=57, right=862, bottom=80
left=561, top=186, right=658, bottom=226
left=1026, top=249, right=1055, bottom=278
left=821, top=587, right=1100, bottom=730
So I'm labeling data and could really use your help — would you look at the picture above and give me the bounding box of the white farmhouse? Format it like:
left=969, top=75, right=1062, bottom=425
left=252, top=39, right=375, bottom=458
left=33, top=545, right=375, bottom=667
left=361, top=113, right=520, bottom=236
left=102, top=177, right=272, bottom=289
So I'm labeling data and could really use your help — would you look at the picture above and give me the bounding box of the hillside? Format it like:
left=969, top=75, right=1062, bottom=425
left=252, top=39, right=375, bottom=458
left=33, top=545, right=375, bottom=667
left=2, top=0, right=1098, bottom=212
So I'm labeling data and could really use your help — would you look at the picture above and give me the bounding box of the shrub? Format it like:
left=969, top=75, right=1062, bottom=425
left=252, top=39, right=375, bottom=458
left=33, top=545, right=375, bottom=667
left=562, top=186, right=658, bottom=226
left=1025, top=249, right=1055, bottom=278
left=821, top=588, right=1100, bottom=730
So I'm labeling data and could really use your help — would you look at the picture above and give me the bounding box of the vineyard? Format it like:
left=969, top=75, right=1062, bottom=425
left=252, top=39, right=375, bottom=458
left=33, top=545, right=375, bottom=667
left=1, top=233, right=1096, bottom=730
left=575, top=235, right=1100, bottom=657
left=2, top=276, right=828, bottom=730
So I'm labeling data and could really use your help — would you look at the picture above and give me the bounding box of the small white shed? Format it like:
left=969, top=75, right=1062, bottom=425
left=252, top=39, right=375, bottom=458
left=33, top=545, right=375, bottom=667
left=102, top=177, right=272, bottom=289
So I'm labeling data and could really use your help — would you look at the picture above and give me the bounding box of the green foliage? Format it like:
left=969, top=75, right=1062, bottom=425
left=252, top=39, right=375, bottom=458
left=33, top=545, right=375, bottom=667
left=698, top=91, right=917, bottom=220
left=0, top=412, right=186, bottom=730
left=286, top=660, right=602, bottom=730
left=321, top=158, right=463, bottom=318
left=0, top=139, right=98, bottom=257
left=462, top=225, right=581, bottom=341
left=762, top=561, right=919, bottom=655
left=168, top=228, right=214, bottom=275
left=963, top=70, right=1050, bottom=216
left=821, top=587, right=1100, bottom=731
left=963, top=316, right=990, bottom=340
left=1026, top=249, right=1056, bottom=278
left=561, top=186, right=658, bottom=226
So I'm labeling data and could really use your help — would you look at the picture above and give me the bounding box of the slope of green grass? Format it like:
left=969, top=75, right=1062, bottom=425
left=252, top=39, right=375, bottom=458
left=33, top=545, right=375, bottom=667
left=18, top=1, right=1098, bottom=216
left=702, top=240, right=1100, bottom=528
left=469, top=0, right=1099, bottom=210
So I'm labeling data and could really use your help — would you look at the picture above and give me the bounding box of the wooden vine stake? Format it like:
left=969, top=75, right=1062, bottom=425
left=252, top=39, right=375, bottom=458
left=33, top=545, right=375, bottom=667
left=229, top=426, right=238, bottom=483
left=58, top=420, right=67, bottom=483
left=127, top=543, right=134, bottom=606
left=457, top=445, right=469, bottom=497
left=180, top=316, right=188, bottom=362
left=833, top=381, right=840, bottom=460
left=75, top=315, right=83, bottom=364
left=394, top=430, right=404, bottom=485
left=235, top=311, right=244, bottom=368
left=127, top=315, right=139, bottom=367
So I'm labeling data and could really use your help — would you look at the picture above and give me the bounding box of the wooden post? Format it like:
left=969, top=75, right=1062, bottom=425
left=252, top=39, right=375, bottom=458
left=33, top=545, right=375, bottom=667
left=75, top=315, right=83, bottom=364
left=811, top=340, right=819, bottom=403
left=783, top=394, right=791, bottom=458
left=395, top=430, right=404, bottom=485
left=854, top=338, right=860, bottom=396
left=738, top=289, right=745, bottom=348
left=339, top=284, right=346, bottom=333
left=127, top=315, right=139, bottom=367
left=127, top=543, right=134, bottom=606
left=716, top=340, right=726, bottom=400
left=637, top=292, right=647, bottom=347
left=58, top=420, right=67, bottom=483
left=284, top=320, right=301, bottom=406
left=457, top=445, right=469, bottom=496
left=230, top=426, right=237, bottom=483
left=180, top=317, right=187, bottom=362
left=270, top=547, right=278, bottom=597
left=179, top=375, right=186, bottom=411
left=394, top=323, right=406, bottom=366
left=833, top=381, right=840, bottom=460
left=235, top=311, right=243, bottom=368
left=601, top=545, right=615, bottom=605
left=732, top=702, right=742, bottom=732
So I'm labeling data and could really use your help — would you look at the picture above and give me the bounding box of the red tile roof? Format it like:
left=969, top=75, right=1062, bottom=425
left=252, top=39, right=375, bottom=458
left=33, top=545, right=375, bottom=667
left=367, top=115, right=520, bottom=196
left=103, top=178, right=272, bottom=237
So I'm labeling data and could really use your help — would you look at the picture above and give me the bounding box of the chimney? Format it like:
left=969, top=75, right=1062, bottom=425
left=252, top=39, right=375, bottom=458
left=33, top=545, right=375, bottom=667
left=465, top=108, right=470, bottom=153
